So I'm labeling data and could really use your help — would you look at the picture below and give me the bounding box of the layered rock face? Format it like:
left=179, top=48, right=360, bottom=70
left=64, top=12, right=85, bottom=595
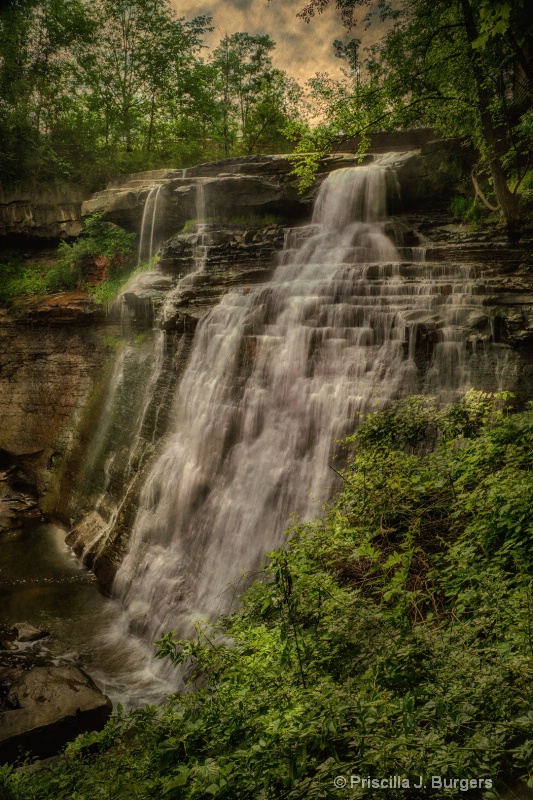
left=0, top=185, right=87, bottom=239
left=68, top=220, right=533, bottom=597
left=80, top=145, right=467, bottom=248
left=0, top=300, right=119, bottom=521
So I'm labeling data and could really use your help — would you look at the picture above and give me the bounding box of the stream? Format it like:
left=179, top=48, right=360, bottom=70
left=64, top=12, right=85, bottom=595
left=0, top=523, right=173, bottom=707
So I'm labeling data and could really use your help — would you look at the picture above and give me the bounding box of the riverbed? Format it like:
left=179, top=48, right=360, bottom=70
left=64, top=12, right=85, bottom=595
left=0, top=523, right=175, bottom=707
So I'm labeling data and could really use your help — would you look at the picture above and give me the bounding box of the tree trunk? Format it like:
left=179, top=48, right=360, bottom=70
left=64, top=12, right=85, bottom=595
left=459, top=0, right=521, bottom=240
left=146, top=94, right=155, bottom=155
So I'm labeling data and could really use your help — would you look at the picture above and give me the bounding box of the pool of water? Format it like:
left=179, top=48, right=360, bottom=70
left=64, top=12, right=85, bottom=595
left=0, top=523, right=176, bottom=707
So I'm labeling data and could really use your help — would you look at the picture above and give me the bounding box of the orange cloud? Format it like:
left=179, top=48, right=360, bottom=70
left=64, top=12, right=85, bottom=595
left=170, top=0, right=356, bottom=83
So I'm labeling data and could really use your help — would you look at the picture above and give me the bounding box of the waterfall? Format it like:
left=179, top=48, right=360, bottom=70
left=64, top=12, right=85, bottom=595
left=192, top=179, right=209, bottom=273
left=112, top=165, right=513, bottom=664
left=138, top=185, right=162, bottom=265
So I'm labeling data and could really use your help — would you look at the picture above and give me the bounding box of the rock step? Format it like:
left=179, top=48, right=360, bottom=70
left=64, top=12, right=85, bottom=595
left=0, top=665, right=111, bottom=763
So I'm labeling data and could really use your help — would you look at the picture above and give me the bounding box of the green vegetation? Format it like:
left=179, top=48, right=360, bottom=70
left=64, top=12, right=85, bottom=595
left=449, top=196, right=489, bottom=226
left=3, top=391, right=533, bottom=799
left=57, top=213, right=135, bottom=271
left=0, top=1, right=305, bottom=189
left=0, top=252, right=78, bottom=302
left=0, top=213, right=140, bottom=306
left=290, top=0, right=532, bottom=236
left=102, top=335, right=122, bottom=350
left=181, top=213, right=283, bottom=232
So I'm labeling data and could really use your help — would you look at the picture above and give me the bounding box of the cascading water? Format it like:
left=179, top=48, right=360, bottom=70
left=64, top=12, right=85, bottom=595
left=111, top=164, right=514, bottom=679
left=138, top=184, right=162, bottom=265
left=192, top=180, right=209, bottom=273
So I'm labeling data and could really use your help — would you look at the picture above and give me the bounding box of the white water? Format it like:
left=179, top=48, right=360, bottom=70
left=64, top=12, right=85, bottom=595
left=138, top=185, right=162, bottom=265
left=111, top=168, right=500, bottom=647
left=193, top=180, right=209, bottom=273
left=109, top=165, right=513, bottom=683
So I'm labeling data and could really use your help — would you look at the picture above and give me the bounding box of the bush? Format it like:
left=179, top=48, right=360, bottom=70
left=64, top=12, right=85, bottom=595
left=0, top=215, right=136, bottom=304
left=449, top=195, right=488, bottom=224
left=4, top=392, right=533, bottom=799
left=57, top=213, right=135, bottom=276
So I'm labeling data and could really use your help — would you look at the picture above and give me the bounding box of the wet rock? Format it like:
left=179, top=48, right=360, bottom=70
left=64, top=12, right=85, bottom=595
left=0, top=641, right=19, bottom=652
left=0, top=665, right=112, bottom=763
left=80, top=153, right=374, bottom=240
left=14, top=624, right=50, bottom=643
left=0, top=451, right=41, bottom=533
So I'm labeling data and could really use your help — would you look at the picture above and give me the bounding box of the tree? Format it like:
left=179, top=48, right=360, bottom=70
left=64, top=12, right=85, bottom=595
left=210, top=32, right=306, bottom=157
left=0, top=0, right=95, bottom=182
left=211, top=32, right=278, bottom=155
left=74, top=0, right=213, bottom=169
left=290, top=0, right=533, bottom=237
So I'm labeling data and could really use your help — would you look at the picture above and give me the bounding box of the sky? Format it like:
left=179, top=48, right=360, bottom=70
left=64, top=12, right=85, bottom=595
left=171, top=0, right=381, bottom=84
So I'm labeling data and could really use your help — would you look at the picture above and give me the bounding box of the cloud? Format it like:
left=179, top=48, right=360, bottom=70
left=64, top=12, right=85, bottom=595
left=171, top=0, right=351, bottom=83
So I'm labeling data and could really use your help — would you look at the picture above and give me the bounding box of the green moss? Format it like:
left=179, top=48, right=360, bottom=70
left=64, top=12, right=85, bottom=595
left=103, top=335, right=122, bottom=348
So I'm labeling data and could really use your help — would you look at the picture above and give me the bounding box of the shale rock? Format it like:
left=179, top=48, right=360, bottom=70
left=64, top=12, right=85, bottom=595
left=0, top=185, right=87, bottom=238
left=121, top=223, right=285, bottom=330
left=0, top=665, right=111, bottom=763
left=81, top=146, right=467, bottom=247
left=0, top=307, right=122, bottom=506
left=80, top=154, right=371, bottom=243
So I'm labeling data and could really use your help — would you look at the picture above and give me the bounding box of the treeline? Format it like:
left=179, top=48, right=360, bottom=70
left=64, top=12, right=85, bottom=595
left=0, top=0, right=306, bottom=188
left=292, top=0, right=533, bottom=236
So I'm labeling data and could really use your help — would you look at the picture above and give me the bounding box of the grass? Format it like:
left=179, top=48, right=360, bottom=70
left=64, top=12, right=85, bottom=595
left=0, top=251, right=80, bottom=303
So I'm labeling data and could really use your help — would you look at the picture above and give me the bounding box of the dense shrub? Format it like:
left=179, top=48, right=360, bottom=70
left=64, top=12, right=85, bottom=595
left=449, top=196, right=488, bottom=225
left=3, top=391, right=533, bottom=799
left=0, top=214, right=136, bottom=304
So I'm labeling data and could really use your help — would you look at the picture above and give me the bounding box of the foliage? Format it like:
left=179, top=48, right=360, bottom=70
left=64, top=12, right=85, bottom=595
left=449, top=195, right=489, bottom=225
left=210, top=32, right=305, bottom=157
left=0, top=1, right=304, bottom=188
left=289, top=0, right=532, bottom=233
left=57, top=213, right=135, bottom=271
left=0, top=253, right=78, bottom=302
left=4, top=391, right=533, bottom=799
left=89, top=276, right=129, bottom=306
left=0, top=214, right=136, bottom=303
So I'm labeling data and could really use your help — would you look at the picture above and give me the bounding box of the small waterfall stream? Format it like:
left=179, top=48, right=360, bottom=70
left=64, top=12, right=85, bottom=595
left=192, top=180, right=209, bottom=273
left=138, top=185, right=163, bottom=265
left=111, top=164, right=513, bottom=661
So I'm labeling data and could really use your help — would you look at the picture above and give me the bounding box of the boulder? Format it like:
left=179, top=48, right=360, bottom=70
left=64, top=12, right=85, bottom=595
left=14, top=624, right=50, bottom=643
left=0, top=665, right=112, bottom=763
